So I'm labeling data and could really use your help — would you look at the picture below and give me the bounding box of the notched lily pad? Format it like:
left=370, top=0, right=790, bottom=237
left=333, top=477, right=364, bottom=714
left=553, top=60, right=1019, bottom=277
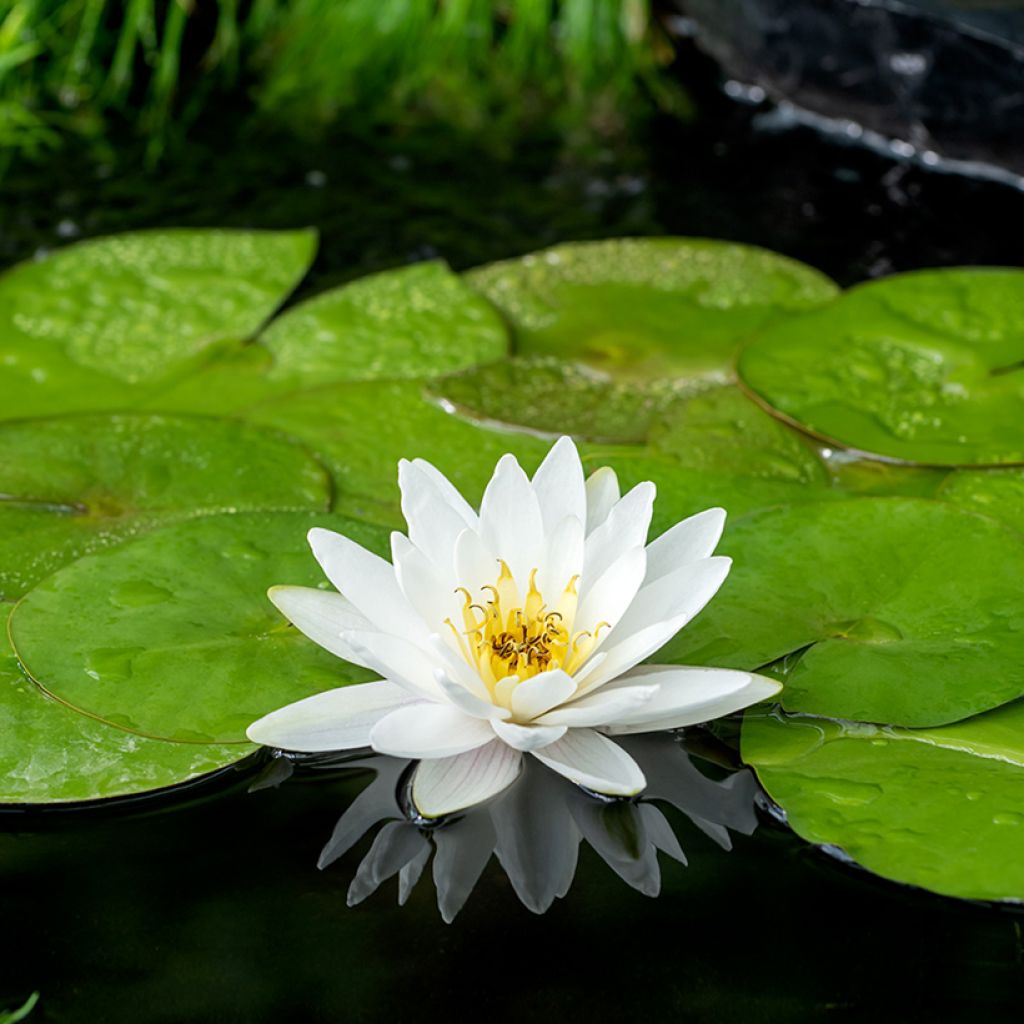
left=467, top=238, right=838, bottom=383
left=0, top=606, right=252, bottom=804
left=663, top=498, right=1024, bottom=727
left=0, top=414, right=331, bottom=599
left=9, top=511, right=386, bottom=743
left=0, top=228, right=317, bottom=420
left=743, top=704, right=1024, bottom=902
left=739, top=268, right=1024, bottom=466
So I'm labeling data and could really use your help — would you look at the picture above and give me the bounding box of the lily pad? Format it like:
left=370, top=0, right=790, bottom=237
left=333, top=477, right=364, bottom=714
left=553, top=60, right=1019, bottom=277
left=0, top=229, right=316, bottom=420
left=248, top=379, right=550, bottom=525
left=663, top=498, right=1024, bottom=727
left=739, top=268, right=1024, bottom=465
left=9, top=511, right=385, bottom=743
left=148, top=261, right=510, bottom=416
left=467, top=238, right=839, bottom=382
left=938, top=468, right=1024, bottom=535
left=0, top=605, right=252, bottom=804
left=0, top=414, right=331, bottom=600
left=743, top=704, right=1024, bottom=902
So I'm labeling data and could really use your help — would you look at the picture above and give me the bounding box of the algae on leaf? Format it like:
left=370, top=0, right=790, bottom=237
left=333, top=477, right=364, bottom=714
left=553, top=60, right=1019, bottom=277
left=0, top=229, right=317, bottom=421
left=664, top=498, right=1024, bottom=727
left=743, top=704, right=1024, bottom=902
left=0, top=414, right=331, bottom=600
left=0, top=605, right=252, bottom=804
left=739, top=268, right=1024, bottom=466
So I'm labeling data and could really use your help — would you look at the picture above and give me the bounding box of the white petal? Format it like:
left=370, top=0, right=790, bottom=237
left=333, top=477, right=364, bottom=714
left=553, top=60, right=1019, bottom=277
left=412, top=741, right=523, bottom=818
left=435, top=668, right=510, bottom=721
left=536, top=514, right=585, bottom=601
left=307, top=527, right=427, bottom=642
left=601, top=666, right=782, bottom=734
left=581, top=481, right=655, bottom=586
left=398, top=460, right=472, bottom=572
left=267, top=586, right=374, bottom=668
left=532, top=729, right=646, bottom=796
left=571, top=612, right=693, bottom=696
left=491, top=719, right=568, bottom=751
left=453, top=527, right=499, bottom=595
left=391, top=532, right=453, bottom=626
left=478, top=453, right=544, bottom=587
left=536, top=685, right=657, bottom=727
left=644, top=507, right=726, bottom=584
left=342, top=630, right=443, bottom=698
left=531, top=436, right=586, bottom=534
left=369, top=703, right=495, bottom=758
left=584, top=466, right=620, bottom=535
left=509, top=669, right=576, bottom=721
left=410, top=457, right=479, bottom=528
left=607, top=556, right=731, bottom=647
left=575, top=545, right=647, bottom=642
left=246, top=681, right=416, bottom=751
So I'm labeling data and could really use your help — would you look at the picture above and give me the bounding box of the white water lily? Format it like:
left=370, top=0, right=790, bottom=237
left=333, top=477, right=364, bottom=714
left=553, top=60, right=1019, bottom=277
left=247, top=437, right=780, bottom=817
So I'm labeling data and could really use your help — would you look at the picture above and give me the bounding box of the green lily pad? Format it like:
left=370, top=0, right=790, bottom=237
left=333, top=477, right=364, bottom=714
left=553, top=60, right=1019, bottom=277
left=0, top=605, right=252, bottom=804
left=248, top=379, right=550, bottom=525
left=0, top=414, right=331, bottom=600
left=739, top=268, right=1024, bottom=466
left=938, top=468, right=1024, bottom=535
left=9, top=511, right=385, bottom=743
left=743, top=704, right=1024, bottom=902
left=148, top=261, right=510, bottom=416
left=467, top=238, right=839, bottom=382
left=663, top=498, right=1024, bottom=727
left=0, top=228, right=317, bottom=420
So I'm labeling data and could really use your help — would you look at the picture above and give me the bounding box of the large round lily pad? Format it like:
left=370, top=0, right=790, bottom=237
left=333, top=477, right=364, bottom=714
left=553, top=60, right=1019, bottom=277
left=739, top=268, right=1024, bottom=466
left=0, top=606, right=253, bottom=804
left=743, top=704, right=1024, bottom=902
left=467, top=238, right=839, bottom=382
left=0, top=228, right=316, bottom=420
left=663, top=498, right=1024, bottom=727
left=0, top=414, right=331, bottom=600
left=149, top=261, right=510, bottom=416
left=9, top=511, right=385, bottom=743
left=938, top=468, right=1024, bottom=535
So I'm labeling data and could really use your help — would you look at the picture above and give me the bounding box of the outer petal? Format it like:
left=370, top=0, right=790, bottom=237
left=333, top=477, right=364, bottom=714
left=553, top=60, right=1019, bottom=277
left=478, top=453, right=545, bottom=587
left=575, top=545, right=647, bottom=643
left=644, top=507, right=726, bottom=585
left=370, top=703, right=495, bottom=758
left=607, top=556, right=732, bottom=647
left=600, top=666, right=782, bottom=734
left=246, top=681, right=416, bottom=751
left=268, top=585, right=374, bottom=668
left=531, top=435, right=586, bottom=534
left=584, top=467, right=620, bottom=535
left=343, top=629, right=444, bottom=698
left=532, top=729, right=646, bottom=796
left=307, top=527, right=427, bottom=642
left=491, top=719, right=568, bottom=752
left=410, top=457, right=479, bottom=528
left=535, top=685, right=657, bottom=727
left=391, top=532, right=455, bottom=627
left=412, top=741, right=523, bottom=818
left=398, top=459, right=474, bottom=568
left=509, top=669, right=576, bottom=721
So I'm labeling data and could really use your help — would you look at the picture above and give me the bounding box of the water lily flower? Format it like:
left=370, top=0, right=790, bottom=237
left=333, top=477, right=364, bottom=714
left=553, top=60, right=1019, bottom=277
left=247, top=437, right=780, bottom=817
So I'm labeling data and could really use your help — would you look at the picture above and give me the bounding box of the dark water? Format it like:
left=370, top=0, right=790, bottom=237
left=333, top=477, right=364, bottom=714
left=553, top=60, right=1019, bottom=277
left=4, top=48, right=1024, bottom=1023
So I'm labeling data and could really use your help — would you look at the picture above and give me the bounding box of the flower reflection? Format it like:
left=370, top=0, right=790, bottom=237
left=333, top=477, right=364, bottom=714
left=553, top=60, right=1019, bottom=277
left=266, top=733, right=758, bottom=922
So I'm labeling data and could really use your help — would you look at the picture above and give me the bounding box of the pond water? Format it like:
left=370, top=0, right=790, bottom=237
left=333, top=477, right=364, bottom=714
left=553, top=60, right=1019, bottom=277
left=3, top=50, right=1024, bottom=1023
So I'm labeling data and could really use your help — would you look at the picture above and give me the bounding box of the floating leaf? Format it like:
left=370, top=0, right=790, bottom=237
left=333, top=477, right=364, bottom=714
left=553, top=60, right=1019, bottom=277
left=739, top=268, right=1024, bottom=465
left=938, top=468, right=1024, bottom=535
left=0, top=414, right=330, bottom=600
left=467, top=238, right=838, bottom=382
left=743, top=704, right=1024, bottom=902
left=0, top=229, right=317, bottom=420
left=149, top=261, right=510, bottom=415
left=664, top=498, right=1024, bottom=727
left=0, top=605, right=252, bottom=804
left=9, top=511, right=385, bottom=743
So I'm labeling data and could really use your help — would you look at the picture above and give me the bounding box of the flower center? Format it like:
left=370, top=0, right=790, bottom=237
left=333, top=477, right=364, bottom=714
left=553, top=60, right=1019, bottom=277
left=446, top=561, right=608, bottom=701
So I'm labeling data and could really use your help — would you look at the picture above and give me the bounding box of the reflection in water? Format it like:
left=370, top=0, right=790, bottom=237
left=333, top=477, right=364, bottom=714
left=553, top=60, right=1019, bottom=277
left=261, top=733, right=759, bottom=921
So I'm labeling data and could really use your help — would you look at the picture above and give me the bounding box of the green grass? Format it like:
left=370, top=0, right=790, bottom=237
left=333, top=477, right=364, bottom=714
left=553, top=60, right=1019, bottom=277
left=0, top=0, right=684, bottom=168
